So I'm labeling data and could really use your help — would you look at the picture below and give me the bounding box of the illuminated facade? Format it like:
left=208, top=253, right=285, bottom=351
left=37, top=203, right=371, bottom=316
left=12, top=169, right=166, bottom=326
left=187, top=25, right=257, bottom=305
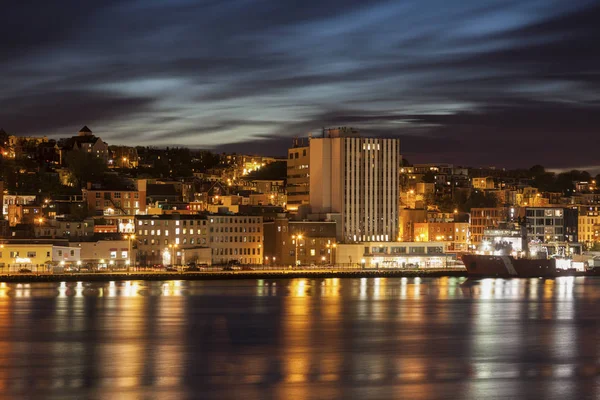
left=309, top=128, right=400, bottom=243
left=525, top=207, right=578, bottom=242
left=470, top=207, right=508, bottom=245
left=0, top=240, right=80, bottom=272
left=71, top=239, right=130, bottom=268
left=135, top=213, right=263, bottom=266
left=578, top=207, right=600, bottom=246
left=336, top=241, right=453, bottom=268
left=263, top=214, right=337, bottom=266
left=83, top=180, right=147, bottom=216
left=413, top=222, right=470, bottom=251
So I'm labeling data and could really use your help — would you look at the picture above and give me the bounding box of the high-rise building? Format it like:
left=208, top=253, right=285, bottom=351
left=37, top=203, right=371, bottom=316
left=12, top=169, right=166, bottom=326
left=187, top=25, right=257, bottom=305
left=309, top=128, right=401, bottom=243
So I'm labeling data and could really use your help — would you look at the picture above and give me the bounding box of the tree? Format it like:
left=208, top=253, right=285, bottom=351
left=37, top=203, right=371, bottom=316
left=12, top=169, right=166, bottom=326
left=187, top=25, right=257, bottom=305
left=245, top=161, right=287, bottom=181
left=65, top=151, right=108, bottom=188
left=421, top=171, right=436, bottom=184
left=461, top=190, right=498, bottom=212
left=529, top=165, right=546, bottom=177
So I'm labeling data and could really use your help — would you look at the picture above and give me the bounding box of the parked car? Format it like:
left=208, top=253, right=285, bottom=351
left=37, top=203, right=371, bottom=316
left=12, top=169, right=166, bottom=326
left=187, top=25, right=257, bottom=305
left=18, top=268, right=32, bottom=273
left=241, top=265, right=254, bottom=271
left=165, top=267, right=177, bottom=272
left=222, top=266, right=241, bottom=271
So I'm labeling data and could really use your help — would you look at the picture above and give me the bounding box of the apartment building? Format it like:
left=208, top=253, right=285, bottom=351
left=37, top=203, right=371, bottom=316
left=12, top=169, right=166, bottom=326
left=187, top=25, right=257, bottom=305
left=263, top=214, right=337, bottom=266
left=413, top=222, right=470, bottom=251
left=525, top=207, right=578, bottom=243
left=470, top=207, right=508, bottom=246
left=83, top=180, right=147, bottom=216
left=134, top=213, right=263, bottom=266
left=578, top=206, right=600, bottom=245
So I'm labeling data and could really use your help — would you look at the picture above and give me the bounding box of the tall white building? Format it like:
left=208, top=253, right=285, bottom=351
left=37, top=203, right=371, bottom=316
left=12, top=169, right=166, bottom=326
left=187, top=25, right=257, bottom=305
left=309, top=128, right=401, bottom=243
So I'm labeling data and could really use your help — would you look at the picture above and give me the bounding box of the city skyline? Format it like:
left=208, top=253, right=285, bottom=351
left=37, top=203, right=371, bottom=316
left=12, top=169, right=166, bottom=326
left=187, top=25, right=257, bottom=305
left=1, top=1, right=599, bottom=171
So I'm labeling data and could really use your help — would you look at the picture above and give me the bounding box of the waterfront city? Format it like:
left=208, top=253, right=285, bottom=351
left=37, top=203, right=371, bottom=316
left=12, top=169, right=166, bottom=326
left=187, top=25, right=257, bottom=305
left=2, top=0, right=600, bottom=398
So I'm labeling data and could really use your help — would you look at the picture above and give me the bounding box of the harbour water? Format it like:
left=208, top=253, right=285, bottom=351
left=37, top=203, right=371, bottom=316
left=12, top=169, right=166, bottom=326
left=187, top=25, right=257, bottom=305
left=0, top=277, right=598, bottom=399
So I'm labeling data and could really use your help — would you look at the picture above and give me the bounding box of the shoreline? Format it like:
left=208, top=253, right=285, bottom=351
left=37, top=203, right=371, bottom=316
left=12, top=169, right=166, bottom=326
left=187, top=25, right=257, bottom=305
left=0, top=268, right=468, bottom=283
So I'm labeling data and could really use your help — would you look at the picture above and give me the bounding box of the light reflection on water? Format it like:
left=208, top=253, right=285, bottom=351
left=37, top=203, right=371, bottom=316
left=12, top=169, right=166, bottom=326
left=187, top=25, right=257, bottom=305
left=0, top=277, right=596, bottom=399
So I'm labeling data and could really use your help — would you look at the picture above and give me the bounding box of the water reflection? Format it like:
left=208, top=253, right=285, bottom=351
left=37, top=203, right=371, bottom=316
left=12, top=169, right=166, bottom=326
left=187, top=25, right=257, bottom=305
left=0, top=277, right=595, bottom=399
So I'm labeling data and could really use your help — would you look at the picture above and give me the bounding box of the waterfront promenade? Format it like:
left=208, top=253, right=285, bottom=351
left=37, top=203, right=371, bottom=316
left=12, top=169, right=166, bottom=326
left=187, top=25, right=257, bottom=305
left=0, top=267, right=467, bottom=282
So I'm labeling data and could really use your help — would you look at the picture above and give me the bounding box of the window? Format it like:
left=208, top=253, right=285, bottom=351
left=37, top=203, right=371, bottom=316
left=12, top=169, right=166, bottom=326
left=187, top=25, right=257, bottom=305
left=122, top=251, right=128, bottom=258
left=27, top=251, right=36, bottom=258
left=110, top=251, right=117, bottom=258
left=310, top=249, right=316, bottom=256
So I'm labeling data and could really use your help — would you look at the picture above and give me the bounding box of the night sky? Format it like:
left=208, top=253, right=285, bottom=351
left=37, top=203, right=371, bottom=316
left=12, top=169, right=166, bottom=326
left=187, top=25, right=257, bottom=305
left=1, top=1, right=599, bottom=171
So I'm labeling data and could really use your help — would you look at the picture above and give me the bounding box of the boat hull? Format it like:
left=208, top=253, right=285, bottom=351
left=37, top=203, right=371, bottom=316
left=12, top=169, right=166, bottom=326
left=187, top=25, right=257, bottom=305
left=461, top=254, right=562, bottom=278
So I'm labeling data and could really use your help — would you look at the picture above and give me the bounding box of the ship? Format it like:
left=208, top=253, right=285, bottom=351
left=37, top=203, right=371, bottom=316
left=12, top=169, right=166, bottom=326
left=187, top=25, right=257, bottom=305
left=462, top=222, right=583, bottom=278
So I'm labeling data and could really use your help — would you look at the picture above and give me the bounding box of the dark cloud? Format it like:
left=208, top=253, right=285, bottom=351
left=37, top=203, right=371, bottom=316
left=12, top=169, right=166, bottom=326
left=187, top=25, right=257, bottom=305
left=0, top=90, right=154, bottom=137
left=1, top=0, right=599, bottom=170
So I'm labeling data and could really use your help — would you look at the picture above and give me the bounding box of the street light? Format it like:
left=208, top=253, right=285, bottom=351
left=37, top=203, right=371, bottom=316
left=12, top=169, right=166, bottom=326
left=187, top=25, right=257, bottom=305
left=169, top=244, right=178, bottom=266
left=291, top=234, right=303, bottom=267
left=326, top=243, right=337, bottom=265
left=124, top=234, right=136, bottom=271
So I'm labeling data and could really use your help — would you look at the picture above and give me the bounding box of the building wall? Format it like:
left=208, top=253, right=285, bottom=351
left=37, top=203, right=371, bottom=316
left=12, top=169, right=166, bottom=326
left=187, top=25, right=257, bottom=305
left=472, top=177, right=495, bottom=190
left=72, top=240, right=130, bottom=267
left=2, top=195, right=36, bottom=216
left=35, top=219, right=94, bottom=239
left=0, top=243, right=80, bottom=271
left=336, top=241, right=451, bottom=268
left=83, top=189, right=147, bottom=216
left=287, top=145, right=310, bottom=210
left=579, top=209, right=600, bottom=244
left=399, top=208, right=428, bottom=242
left=134, top=214, right=263, bottom=266
left=263, top=216, right=337, bottom=266
left=470, top=207, right=507, bottom=245
left=525, top=207, right=578, bottom=242
left=413, top=222, right=470, bottom=251
left=7, top=204, right=43, bottom=227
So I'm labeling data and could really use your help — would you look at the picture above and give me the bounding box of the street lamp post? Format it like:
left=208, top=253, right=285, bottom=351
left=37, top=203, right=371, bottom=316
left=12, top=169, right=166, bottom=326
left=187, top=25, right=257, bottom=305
left=169, top=244, right=178, bottom=267
left=124, top=234, right=136, bottom=272
left=326, top=243, right=337, bottom=265
left=292, top=234, right=303, bottom=267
